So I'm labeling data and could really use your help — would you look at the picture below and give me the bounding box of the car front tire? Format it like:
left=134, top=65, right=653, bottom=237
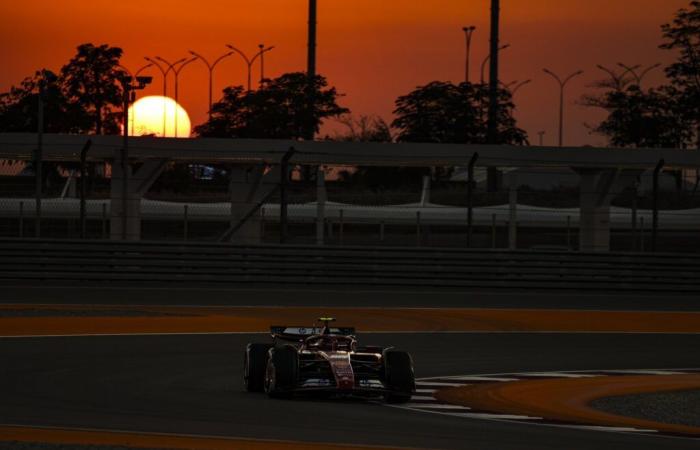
left=264, top=346, right=298, bottom=398
left=383, top=350, right=415, bottom=404
left=244, top=343, right=273, bottom=392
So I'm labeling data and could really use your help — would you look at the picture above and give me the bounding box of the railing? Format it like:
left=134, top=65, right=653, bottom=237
left=0, top=238, right=699, bottom=292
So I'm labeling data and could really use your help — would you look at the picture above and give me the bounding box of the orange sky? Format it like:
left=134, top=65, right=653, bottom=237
left=0, top=0, right=692, bottom=146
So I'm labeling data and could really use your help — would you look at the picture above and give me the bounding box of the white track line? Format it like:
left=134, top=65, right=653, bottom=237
left=454, top=413, right=542, bottom=420
left=510, top=372, right=600, bottom=378
left=405, top=404, right=472, bottom=410
left=395, top=369, right=700, bottom=441
left=440, top=376, right=519, bottom=382
left=601, top=370, right=689, bottom=376
left=565, top=425, right=659, bottom=433
left=415, top=381, right=466, bottom=387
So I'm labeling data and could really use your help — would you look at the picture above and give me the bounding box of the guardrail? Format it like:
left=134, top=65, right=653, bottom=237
left=0, top=238, right=699, bottom=292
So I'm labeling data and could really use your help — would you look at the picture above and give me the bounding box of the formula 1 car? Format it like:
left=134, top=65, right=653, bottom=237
left=243, top=318, right=415, bottom=403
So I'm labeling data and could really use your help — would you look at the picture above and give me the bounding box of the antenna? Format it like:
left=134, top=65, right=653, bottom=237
left=318, top=317, right=336, bottom=333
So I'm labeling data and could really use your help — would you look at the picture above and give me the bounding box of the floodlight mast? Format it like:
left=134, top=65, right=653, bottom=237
left=306, top=0, right=317, bottom=141
left=486, top=0, right=501, bottom=192
left=118, top=75, right=152, bottom=240
left=117, top=63, right=153, bottom=135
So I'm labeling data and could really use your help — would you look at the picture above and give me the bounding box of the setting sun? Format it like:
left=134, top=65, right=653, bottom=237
left=127, top=95, right=191, bottom=138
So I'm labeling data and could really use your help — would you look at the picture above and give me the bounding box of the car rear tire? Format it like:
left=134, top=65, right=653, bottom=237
left=244, top=343, right=273, bottom=392
left=265, top=346, right=298, bottom=398
left=383, top=350, right=415, bottom=404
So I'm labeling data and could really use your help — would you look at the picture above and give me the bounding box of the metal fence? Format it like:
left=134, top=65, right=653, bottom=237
left=2, top=238, right=699, bottom=292
left=1, top=161, right=699, bottom=253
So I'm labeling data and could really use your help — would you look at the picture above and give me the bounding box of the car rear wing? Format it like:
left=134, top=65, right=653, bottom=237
left=270, top=326, right=356, bottom=340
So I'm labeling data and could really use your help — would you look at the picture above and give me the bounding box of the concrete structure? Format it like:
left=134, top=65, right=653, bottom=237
left=2, top=133, right=699, bottom=251
left=227, top=165, right=279, bottom=243
left=110, top=157, right=166, bottom=240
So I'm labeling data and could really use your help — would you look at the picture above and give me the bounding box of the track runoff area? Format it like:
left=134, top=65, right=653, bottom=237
left=1, top=295, right=700, bottom=450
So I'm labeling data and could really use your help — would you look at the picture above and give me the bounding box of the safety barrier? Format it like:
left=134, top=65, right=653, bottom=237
left=0, top=238, right=698, bottom=292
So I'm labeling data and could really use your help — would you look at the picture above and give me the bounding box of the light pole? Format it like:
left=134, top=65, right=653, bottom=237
left=538, top=131, right=546, bottom=146
left=502, top=79, right=531, bottom=95
left=117, top=74, right=152, bottom=240
left=596, top=64, right=630, bottom=91
left=156, top=56, right=197, bottom=137
left=617, top=62, right=662, bottom=87
left=35, top=75, right=45, bottom=237
left=480, top=44, right=510, bottom=84
left=190, top=50, right=235, bottom=121
left=145, top=56, right=185, bottom=136
left=511, top=79, right=532, bottom=95
left=543, top=68, right=584, bottom=147
left=117, top=63, right=153, bottom=135
left=226, top=44, right=275, bottom=91
left=258, top=43, right=273, bottom=84
left=462, top=26, right=476, bottom=83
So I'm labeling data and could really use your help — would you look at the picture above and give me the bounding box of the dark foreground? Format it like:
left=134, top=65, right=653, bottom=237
left=1, top=333, right=699, bottom=450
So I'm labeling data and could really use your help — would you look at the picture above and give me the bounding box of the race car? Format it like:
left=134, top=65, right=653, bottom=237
left=243, top=318, right=415, bottom=403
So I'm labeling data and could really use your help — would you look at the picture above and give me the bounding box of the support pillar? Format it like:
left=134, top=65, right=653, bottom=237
left=577, top=168, right=618, bottom=253
left=110, top=151, right=167, bottom=241
left=420, top=176, right=431, bottom=206
left=229, top=165, right=280, bottom=244
left=576, top=168, right=641, bottom=253
left=508, top=172, right=517, bottom=250
left=316, top=168, right=326, bottom=245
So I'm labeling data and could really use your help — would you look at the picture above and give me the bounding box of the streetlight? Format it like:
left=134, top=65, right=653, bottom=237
left=189, top=50, right=235, bottom=121
left=462, top=26, right=476, bottom=83
left=543, top=68, right=584, bottom=147
left=145, top=56, right=185, bottom=136
left=156, top=56, right=197, bottom=137
left=226, top=44, right=276, bottom=91
left=117, top=63, right=153, bottom=135
left=511, top=79, right=532, bottom=95
left=480, top=44, right=510, bottom=84
left=258, top=43, right=273, bottom=85
left=617, top=62, right=662, bottom=87
left=502, top=79, right=531, bottom=95
left=117, top=63, right=153, bottom=79
left=596, top=64, right=631, bottom=91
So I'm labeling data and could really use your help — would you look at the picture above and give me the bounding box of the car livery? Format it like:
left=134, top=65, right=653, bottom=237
left=243, top=318, right=415, bottom=403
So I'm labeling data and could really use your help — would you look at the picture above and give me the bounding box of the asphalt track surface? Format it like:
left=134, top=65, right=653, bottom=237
left=2, top=332, right=700, bottom=450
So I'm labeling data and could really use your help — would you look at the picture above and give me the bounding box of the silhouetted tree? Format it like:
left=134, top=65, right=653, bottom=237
left=60, top=43, right=124, bottom=135
left=195, top=73, right=349, bottom=139
left=333, top=115, right=393, bottom=142
left=583, top=2, right=700, bottom=150
left=586, top=85, right=692, bottom=148
left=0, top=70, right=87, bottom=185
left=661, top=1, right=700, bottom=148
left=0, top=70, right=85, bottom=133
left=392, top=81, right=528, bottom=145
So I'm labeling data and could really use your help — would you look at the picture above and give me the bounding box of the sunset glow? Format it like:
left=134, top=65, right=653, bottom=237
left=0, top=0, right=693, bottom=145
left=128, top=96, right=191, bottom=138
